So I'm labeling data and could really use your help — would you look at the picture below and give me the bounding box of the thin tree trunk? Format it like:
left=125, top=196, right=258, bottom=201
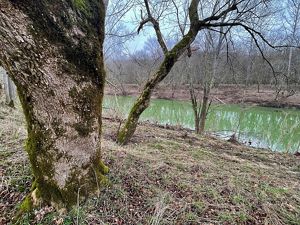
left=195, top=116, right=200, bottom=134
left=197, top=28, right=223, bottom=135
left=117, top=30, right=198, bottom=145
left=188, top=79, right=201, bottom=134
left=116, top=0, right=241, bottom=144
left=287, top=47, right=293, bottom=90
left=2, top=68, right=16, bottom=107
left=199, top=86, right=209, bottom=134
left=7, top=75, right=15, bottom=106
left=245, top=39, right=254, bottom=87
left=0, top=0, right=108, bottom=211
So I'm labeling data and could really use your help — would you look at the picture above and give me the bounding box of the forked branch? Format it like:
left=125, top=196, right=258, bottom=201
left=137, top=0, right=168, bottom=54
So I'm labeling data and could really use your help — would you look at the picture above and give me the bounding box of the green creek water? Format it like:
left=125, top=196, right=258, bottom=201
left=104, top=95, right=300, bottom=153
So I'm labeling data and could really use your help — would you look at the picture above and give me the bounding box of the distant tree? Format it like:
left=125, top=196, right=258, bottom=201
left=104, top=0, right=135, bottom=59
left=275, top=0, right=300, bottom=99
left=0, top=67, right=16, bottom=107
left=0, top=0, right=108, bottom=212
left=188, top=27, right=226, bottom=134
left=106, top=37, right=162, bottom=94
left=117, top=0, right=276, bottom=145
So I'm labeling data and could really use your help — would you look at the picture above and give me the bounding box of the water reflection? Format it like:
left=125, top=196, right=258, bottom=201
left=104, top=95, right=300, bottom=153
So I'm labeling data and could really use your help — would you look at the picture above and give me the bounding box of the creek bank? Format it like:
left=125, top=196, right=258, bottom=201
left=105, top=84, right=300, bottom=109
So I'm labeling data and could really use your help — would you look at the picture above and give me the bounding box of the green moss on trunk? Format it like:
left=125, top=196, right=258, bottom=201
left=19, top=195, right=33, bottom=212
left=73, top=0, right=87, bottom=11
left=3, top=0, right=107, bottom=215
left=117, top=88, right=152, bottom=145
left=16, top=83, right=109, bottom=212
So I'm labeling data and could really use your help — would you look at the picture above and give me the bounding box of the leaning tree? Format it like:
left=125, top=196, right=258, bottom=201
left=0, top=0, right=108, bottom=211
left=117, top=0, right=276, bottom=145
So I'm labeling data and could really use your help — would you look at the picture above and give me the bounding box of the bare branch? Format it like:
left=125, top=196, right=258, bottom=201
left=200, top=3, right=238, bottom=24
left=137, top=0, right=169, bottom=54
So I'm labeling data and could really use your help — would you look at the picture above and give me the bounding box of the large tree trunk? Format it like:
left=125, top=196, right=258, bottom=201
left=0, top=0, right=108, bottom=210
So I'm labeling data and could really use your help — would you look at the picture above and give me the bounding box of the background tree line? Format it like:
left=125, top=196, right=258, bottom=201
left=105, top=0, right=300, bottom=97
left=106, top=40, right=300, bottom=89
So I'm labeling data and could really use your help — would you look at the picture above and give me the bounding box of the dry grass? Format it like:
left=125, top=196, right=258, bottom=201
left=0, top=98, right=300, bottom=224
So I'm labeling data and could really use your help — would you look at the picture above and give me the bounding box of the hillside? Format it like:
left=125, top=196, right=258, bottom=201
left=0, top=100, right=300, bottom=224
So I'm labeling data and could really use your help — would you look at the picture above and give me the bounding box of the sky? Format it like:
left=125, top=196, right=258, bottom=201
left=104, top=0, right=299, bottom=59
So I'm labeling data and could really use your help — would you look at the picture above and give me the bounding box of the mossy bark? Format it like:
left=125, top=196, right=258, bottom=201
left=0, top=0, right=108, bottom=211
left=117, top=30, right=199, bottom=145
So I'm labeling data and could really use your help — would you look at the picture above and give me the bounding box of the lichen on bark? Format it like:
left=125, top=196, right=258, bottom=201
left=0, top=0, right=108, bottom=214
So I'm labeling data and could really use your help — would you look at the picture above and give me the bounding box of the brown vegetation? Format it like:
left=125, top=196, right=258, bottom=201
left=1, top=99, right=299, bottom=224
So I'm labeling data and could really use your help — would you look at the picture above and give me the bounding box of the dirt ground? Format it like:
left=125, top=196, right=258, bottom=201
left=1, top=98, right=300, bottom=224
left=105, top=84, right=300, bottom=109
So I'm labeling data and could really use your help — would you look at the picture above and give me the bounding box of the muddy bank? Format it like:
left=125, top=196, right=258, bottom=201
left=105, top=84, right=300, bottom=109
left=259, top=101, right=300, bottom=109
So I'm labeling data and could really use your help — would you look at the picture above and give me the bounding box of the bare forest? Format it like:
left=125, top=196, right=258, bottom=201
left=0, top=0, right=300, bottom=224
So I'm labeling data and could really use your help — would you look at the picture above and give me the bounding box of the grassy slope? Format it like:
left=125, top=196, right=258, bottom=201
left=0, top=99, right=300, bottom=225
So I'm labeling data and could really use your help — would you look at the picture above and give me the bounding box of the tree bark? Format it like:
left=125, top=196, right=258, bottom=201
left=195, top=114, right=200, bottom=134
left=0, top=0, right=108, bottom=211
